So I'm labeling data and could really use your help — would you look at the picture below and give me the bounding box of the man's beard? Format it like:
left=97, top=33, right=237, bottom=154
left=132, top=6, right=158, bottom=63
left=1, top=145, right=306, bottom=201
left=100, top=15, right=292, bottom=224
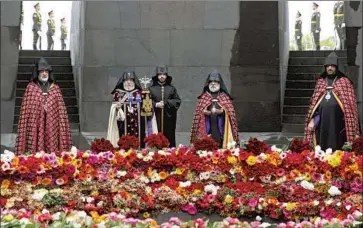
left=327, top=69, right=336, bottom=77
left=209, top=84, right=220, bottom=93
left=38, top=76, right=49, bottom=83
left=123, top=82, right=135, bottom=91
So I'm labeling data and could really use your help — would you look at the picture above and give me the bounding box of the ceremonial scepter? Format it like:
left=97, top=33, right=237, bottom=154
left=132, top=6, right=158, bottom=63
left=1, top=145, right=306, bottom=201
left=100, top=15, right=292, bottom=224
left=136, top=93, right=142, bottom=150
left=139, top=76, right=153, bottom=139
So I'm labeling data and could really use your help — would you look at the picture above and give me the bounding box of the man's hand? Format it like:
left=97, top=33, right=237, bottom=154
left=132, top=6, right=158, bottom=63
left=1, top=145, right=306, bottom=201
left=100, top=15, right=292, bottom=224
left=341, top=23, right=345, bottom=28
left=156, top=101, right=164, bottom=108
left=308, top=119, right=315, bottom=131
left=203, top=110, right=211, bottom=116
left=215, top=109, right=224, bottom=115
left=315, top=30, right=319, bottom=33
left=297, top=36, right=300, bottom=39
left=37, top=31, right=41, bottom=36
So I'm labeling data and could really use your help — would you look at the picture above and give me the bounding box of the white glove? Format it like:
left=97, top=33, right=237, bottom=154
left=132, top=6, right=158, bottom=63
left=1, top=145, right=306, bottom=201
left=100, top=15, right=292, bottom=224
left=116, top=108, right=125, bottom=121
left=341, top=23, right=345, bottom=28
left=315, top=30, right=319, bottom=33
left=155, top=101, right=164, bottom=108
left=297, top=36, right=300, bottom=39
left=37, top=31, right=41, bottom=36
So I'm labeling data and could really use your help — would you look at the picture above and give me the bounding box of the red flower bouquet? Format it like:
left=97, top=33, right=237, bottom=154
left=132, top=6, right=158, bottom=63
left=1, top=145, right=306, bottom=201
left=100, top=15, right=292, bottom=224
left=245, top=138, right=268, bottom=155
left=352, top=136, right=363, bottom=155
left=288, top=138, right=311, bottom=153
left=90, top=138, right=115, bottom=153
left=192, top=136, right=219, bottom=151
left=117, top=135, right=140, bottom=150
left=144, top=133, right=169, bottom=150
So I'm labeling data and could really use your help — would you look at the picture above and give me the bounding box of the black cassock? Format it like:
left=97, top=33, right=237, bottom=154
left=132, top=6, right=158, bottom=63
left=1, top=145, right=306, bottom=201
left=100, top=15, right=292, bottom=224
left=149, top=84, right=181, bottom=147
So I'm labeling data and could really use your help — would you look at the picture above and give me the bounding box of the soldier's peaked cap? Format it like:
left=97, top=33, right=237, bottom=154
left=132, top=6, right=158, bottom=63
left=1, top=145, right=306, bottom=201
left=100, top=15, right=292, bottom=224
left=313, top=2, right=319, bottom=7
left=34, top=2, right=39, bottom=8
left=48, top=10, right=53, bottom=15
left=297, top=11, right=301, bottom=16
left=61, top=17, right=65, bottom=21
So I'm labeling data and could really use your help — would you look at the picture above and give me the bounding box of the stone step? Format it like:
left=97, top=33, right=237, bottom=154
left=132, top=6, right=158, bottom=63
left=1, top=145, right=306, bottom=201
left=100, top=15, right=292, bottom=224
left=17, top=72, right=74, bottom=81
left=13, top=114, right=79, bottom=124
left=286, top=80, right=315, bottom=89
left=283, top=105, right=309, bottom=115
left=288, top=57, right=347, bottom=65
left=289, top=50, right=347, bottom=58
left=284, top=97, right=310, bottom=105
left=18, top=65, right=72, bottom=73
left=288, top=65, right=324, bottom=74
left=15, top=96, right=77, bottom=106
left=19, top=50, right=70, bottom=57
left=287, top=73, right=319, bottom=80
left=14, top=105, right=79, bottom=115
left=19, top=56, right=71, bottom=65
left=282, top=123, right=305, bottom=133
left=284, top=88, right=314, bottom=97
left=13, top=122, right=79, bottom=133
left=16, top=88, right=76, bottom=97
left=282, top=114, right=305, bottom=124
left=16, top=80, right=75, bottom=89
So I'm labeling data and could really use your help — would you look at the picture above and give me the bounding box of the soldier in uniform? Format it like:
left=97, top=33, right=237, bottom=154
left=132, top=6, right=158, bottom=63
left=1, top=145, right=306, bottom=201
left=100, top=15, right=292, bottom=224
left=47, top=10, right=56, bottom=51
left=32, top=2, right=42, bottom=50
left=311, top=2, right=321, bottom=50
left=295, top=11, right=302, bottom=51
left=334, top=1, right=346, bottom=50
left=19, top=4, right=24, bottom=50
left=60, top=17, right=68, bottom=51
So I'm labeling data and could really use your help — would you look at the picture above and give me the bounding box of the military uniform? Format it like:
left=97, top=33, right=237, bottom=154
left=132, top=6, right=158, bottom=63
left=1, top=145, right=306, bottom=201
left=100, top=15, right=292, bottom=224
left=60, top=19, right=67, bottom=51
left=47, top=12, right=56, bottom=51
left=335, top=2, right=345, bottom=50
left=32, top=9, right=42, bottom=50
left=311, top=9, right=321, bottom=50
left=295, top=14, right=302, bottom=51
left=19, top=6, right=23, bottom=50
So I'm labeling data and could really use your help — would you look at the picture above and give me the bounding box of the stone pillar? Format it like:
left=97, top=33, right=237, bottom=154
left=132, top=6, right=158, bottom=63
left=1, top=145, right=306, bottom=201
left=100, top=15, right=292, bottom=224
left=229, top=2, right=281, bottom=131
left=344, top=1, right=362, bottom=132
left=1, top=1, right=21, bottom=133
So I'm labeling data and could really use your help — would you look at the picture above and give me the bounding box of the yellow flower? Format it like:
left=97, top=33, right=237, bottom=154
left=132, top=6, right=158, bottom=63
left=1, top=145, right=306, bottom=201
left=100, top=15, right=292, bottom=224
left=1, top=179, right=10, bottom=189
left=286, top=202, right=297, bottom=211
left=71, top=159, right=82, bottom=167
left=246, top=155, right=257, bottom=166
left=328, top=155, right=341, bottom=167
left=304, top=173, right=312, bottom=181
left=159, top=171, right=168, bottom=180
left=91, top=190, right=99, bottom=197
left=193, top=189, right=202, bottom=195
left=349, top=163, right=359, bottom=171
left=2, top=214, right=14, bottom=222
left=12, top=157, right=19, bottom=167
left=90, top=211, right=99, bottom=218
left=335, top=150, right=344, bottom=157
left=224, top=195, right=234, bottom=204
left=143, top=212, right=150, bottom=219
left=147, top=168, right=153, bottom=177
left=82, top=153, right=90, bottom=158
left=227, top=156, right=237, bottom=165
left=149, top=219, right=159, bottom=228
left=216, top=174, right=226, bottom=183
left=262, top=202, right=268, bottom=207
left=175, top=168, right=185, bottom=175
left=94, top=215, right=106, bottom=223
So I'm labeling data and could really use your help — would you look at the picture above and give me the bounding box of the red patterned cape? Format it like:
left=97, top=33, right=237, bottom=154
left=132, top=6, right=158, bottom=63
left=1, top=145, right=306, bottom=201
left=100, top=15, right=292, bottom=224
left=190, top=92, right=239, bottom=144
left=15, top=82, right=72, bottom=154
left=304, top=76, right=360, bottom=144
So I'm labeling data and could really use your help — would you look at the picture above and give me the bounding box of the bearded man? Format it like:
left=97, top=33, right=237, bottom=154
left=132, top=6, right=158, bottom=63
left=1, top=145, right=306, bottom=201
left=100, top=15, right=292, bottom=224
left=107, top=71, right=158, bottom=148
left=190, top=70, right=239, bottom=148
left=305, top=52, right=361, bottom=151
left=15, top=58, right=72, bottom=154
left=149, top=65, right=181, bottom=148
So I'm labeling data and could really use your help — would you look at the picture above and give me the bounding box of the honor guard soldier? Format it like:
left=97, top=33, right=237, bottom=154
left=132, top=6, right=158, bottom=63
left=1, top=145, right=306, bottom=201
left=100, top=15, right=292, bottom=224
left=60, top=17, right=68, bottom=50
left=311, top=2, right=321, bottom=50
left=295, top=11, right=302, bottom=51
left=47, top=10, right=56, bottom=50
left=32, top=2, right=42, bottom=50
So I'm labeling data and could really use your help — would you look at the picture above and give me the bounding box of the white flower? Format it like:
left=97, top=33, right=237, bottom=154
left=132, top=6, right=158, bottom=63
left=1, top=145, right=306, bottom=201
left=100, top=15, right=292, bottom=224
left=139, top=175, right=150, bottom=184
left=86, top=197, right=94, bottom=203
left=300, top=180, right=314, bottom=191
left=336, top=202, right=341, bottom=207
left=229, top=169, right=236, bottom=175
left=199, top=172, right=211, bottom=180
left=136, top=153, right=143, bottom=159
left=97, top=201, right=104, bottom=207
left=179, top=181, right=191, bottom=188
left=0, top=150, right=15, bottom=162
left=204, top=184, right=219, bottom=195
left=259, top=153, right=267, bottom=160
left=233, top=148, right=240, bottom=156
left=313, top=200, right=319, bottom=206
left=345, top=205, right=352, bottom=211
left=325, top=148, right=333, bottom=155
left=1, top=162, right=11, bottom=171
left=52, top=212, right=62, bottom=220
left=42, top=209, right=50, bottom=214
left=158, top=150, right=170, bottom=156
left=70, top=146, right=78, bottom=153
left=280, top=152, right=287, bottom=159
left=227, top=141, right=236, bottom=149
left=116, top=171, right=127, bottom=178
left=260, top=222, right=272, bottom=228
left=32, top=189, right=49, bottom=201
left=55, top=178, right=65, bottom=185
left=35, top=151, right=45, bottom=158
left=256, top=216, right=262, bottom=221
left=315, top=145, right=321, bottom=152
left=328, top=186, right=341, bottom=196
left=325, top=199, right=333, bottom=205
left=19, top=218, right=32, bottom=225
left=271, top=145, right=282, bottom=153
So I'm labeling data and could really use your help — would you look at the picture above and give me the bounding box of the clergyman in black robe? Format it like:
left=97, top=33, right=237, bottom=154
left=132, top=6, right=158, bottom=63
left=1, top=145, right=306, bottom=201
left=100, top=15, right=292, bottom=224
left=148, top=65, right=181, bottom=147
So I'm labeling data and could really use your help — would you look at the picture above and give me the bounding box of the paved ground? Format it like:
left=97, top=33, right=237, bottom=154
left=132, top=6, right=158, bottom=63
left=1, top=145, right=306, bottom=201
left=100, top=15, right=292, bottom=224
left=1, top=132, right=303, bottom=153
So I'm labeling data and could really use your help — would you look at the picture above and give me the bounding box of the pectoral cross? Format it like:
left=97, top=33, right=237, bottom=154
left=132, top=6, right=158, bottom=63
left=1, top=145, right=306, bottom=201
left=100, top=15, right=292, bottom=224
left=139, top=75, right=152, bottom=90
left=42, top=92, right=48, bottom=112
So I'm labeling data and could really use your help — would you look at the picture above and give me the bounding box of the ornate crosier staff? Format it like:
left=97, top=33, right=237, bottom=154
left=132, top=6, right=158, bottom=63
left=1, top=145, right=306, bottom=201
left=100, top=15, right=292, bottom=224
left=139, top=75, right=152, bottom=140
left=136, top=93, right=142, bottom=150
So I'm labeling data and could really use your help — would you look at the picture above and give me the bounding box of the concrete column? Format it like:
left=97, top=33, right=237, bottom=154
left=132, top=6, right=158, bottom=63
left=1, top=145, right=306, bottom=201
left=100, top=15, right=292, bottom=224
left=1, top=1, right=21, bottom=133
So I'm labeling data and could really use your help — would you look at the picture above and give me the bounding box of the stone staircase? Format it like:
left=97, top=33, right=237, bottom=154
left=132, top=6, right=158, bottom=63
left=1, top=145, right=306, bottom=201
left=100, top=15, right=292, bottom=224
left=13, top=50, right=80, bottom=133
left=282, top=50, right=347, bottom=133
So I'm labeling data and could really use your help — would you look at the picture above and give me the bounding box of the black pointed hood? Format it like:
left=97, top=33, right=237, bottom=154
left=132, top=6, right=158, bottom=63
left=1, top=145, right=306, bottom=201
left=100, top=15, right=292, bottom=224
left=111, top=71, right=142, bottom=94
left=30, top=58, right=55, bottom=82
left=152, top=64, right=173, bottom=85
left=198, top=70, right=232, bottom=99
left=320, top=51, right=347, bottom=79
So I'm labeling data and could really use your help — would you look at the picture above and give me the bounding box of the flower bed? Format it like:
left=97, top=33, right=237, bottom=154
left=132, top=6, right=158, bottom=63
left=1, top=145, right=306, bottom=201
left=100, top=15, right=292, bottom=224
left=1, top=137, right=363, bottom=227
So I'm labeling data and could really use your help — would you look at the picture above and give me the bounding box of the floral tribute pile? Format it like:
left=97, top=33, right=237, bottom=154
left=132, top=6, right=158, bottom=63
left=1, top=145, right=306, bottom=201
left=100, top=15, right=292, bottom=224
left=1, top=135, right=363, bottom=227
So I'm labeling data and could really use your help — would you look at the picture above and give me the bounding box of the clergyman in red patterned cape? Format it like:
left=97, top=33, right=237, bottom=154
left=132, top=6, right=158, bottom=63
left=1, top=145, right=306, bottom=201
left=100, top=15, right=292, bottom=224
left=15, top=58, right=72, bottom=154
left=304, top=52, right=361, bottom=151
left=190, top=70, right=239, bottom=148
